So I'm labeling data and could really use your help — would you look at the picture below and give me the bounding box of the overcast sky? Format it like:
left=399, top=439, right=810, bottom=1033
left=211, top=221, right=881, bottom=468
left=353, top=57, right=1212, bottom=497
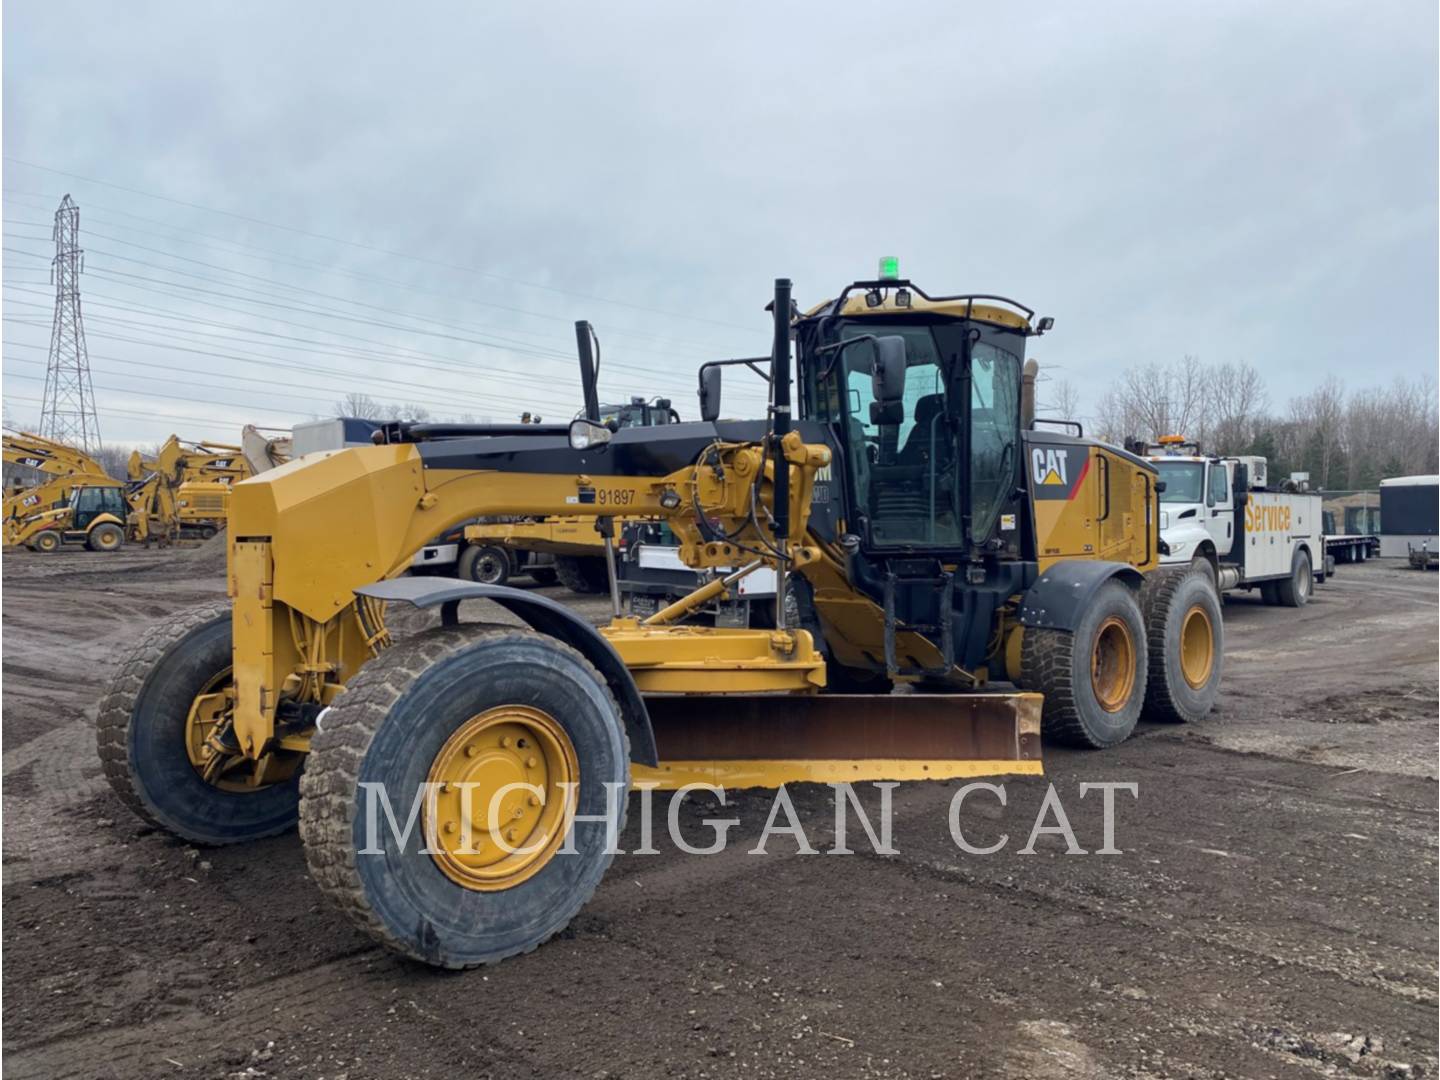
left=4, top=1, right=1436, bottom=447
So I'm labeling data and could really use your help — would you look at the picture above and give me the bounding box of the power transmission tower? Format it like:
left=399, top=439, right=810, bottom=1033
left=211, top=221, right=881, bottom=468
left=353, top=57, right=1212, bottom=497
left=39, top=194, right=101, bottom=452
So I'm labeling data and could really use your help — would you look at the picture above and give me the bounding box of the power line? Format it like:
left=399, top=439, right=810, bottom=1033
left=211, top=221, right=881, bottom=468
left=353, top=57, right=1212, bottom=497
left=5, top=158, right=756, bottom=331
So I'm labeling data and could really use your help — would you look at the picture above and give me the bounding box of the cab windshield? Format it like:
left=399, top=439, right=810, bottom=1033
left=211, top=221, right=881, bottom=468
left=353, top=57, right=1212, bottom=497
left=810, top=321, right=1021, bottom=548
left=1155, top=461, right=1205, bottom=504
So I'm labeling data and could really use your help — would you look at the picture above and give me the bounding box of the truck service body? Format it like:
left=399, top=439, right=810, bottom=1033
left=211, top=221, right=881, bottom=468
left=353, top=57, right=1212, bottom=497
left=1147, top=441, right=1324, bottom=605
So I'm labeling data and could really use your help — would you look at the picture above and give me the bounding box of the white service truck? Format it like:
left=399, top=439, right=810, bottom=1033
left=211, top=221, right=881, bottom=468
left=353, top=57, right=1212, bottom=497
left=1147, top=441, right=1326, bottom=606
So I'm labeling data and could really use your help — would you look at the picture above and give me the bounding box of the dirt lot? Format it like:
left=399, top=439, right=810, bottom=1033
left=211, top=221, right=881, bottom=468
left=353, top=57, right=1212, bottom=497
left=3, top=548, right=1436, bottom=1079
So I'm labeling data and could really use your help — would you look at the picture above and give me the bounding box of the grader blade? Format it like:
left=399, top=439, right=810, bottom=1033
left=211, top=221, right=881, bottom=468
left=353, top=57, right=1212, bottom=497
left=633, top=692, right=1043, bottom=789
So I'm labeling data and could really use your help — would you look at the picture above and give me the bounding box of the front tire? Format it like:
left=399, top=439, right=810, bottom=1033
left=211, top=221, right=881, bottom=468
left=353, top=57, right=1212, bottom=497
left=1022, top=580, right=1147, bottom=748
left=299, top=626, right=629, bottom=968
left=31, top=529, right=61, bottom=553
left=1274, top=549, right=1312, bottom=608
left=1139, top=567, right=1223, bottom=723
left=96, top=601, right=301, bottom=844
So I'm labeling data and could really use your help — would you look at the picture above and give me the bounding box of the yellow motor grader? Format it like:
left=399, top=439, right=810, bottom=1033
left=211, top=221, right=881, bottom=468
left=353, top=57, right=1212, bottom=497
left=98, top=272, right=1222, bottom=968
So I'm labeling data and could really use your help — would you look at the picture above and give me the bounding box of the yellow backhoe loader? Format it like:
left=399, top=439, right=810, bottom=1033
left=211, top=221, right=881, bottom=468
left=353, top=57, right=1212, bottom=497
left=99, top=271, right=1223, bottom=968
left=3, top=431, right=129, bottom=552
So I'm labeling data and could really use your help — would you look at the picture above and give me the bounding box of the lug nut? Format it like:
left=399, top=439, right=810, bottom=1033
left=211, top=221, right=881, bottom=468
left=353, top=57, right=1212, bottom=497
left=526, top=756, right=538, bottom=768
left=465, top=744, right=478, bottom=757
left=444, top=821, right=458, bottom=834
left=500, top=736, right=512, bottom=748
left=527, top=795, right=539, bottom=807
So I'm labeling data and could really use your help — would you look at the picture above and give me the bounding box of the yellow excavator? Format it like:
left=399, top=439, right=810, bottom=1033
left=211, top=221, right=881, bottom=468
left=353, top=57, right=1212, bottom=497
left=2, top=431, right=129, bottom=552
left=127, top=435, right=250, bottom=543
left=98, top=270, right=1223, bottom=968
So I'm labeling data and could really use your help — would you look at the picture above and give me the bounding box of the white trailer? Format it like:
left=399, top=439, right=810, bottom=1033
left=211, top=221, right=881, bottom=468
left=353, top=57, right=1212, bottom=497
left=1147, top=441, right=1325, bottom=606
left=1379, top=475, right=1439, bottom=567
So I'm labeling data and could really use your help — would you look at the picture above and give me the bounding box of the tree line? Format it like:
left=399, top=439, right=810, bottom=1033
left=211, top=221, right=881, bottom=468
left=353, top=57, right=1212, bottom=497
left=1044, top=360, right=1438, bottom=492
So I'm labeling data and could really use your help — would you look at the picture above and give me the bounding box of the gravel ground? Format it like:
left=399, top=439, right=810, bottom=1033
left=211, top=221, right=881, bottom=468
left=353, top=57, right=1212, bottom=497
left=2, top=548, right=1435, bottom=1079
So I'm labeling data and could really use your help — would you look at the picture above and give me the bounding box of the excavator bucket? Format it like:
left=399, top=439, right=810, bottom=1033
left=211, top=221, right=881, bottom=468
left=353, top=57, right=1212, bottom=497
left=633, top=692, right=1043, bottom=789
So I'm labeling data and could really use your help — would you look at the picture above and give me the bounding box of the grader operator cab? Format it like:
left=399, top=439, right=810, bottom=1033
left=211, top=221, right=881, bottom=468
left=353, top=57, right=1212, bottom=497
left=99, top=272, right=1222, bottom=968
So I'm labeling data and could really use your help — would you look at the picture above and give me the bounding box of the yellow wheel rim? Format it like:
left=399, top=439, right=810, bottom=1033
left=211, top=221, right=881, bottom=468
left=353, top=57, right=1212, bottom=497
left=425, top=705, right=578, bottom=892
left=1091, top=616, right=1136, bottom=713
left=95, top=528, right=120, bottom=550
left=184, top=667, right=275, bottom=792
left=1179, top=604, right=1214, bottom=689
left=36, top=533, right=58, bottom=552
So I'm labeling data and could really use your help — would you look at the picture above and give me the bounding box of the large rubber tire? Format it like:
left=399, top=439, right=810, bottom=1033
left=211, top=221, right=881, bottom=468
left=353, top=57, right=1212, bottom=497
left=31, top=529, right=61, bottom=553
left=1258, top=581, right=1279, bottom=605
left=1139, top=567, right=1223, bottom=724
left=299, top=626, right=629, bottom=969
left=459, top=544, right=511, bottom=585
left=529, top=566, right=559, bottom=586
left=1274, top=548, right=1312, bottom=608
left=87, top=522, right=125, bottom=552
left=1021, top=579, right=1148, bottom=748
left=96, top=601, right=301, bottom=845
left=554, top=555, right=610, bottom=594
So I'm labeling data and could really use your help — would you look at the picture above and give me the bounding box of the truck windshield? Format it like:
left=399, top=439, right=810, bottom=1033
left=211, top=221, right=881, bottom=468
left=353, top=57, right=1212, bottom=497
left=1155, top=461, right=1205, bottom=504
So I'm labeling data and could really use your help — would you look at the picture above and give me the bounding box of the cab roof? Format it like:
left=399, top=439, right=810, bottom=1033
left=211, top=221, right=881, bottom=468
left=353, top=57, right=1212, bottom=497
left=800, top=281, right=1035, bottom=333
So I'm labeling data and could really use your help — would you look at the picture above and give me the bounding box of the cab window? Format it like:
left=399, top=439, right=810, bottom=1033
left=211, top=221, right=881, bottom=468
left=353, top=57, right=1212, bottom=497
left=1207, top=464, right=1229, bottom=505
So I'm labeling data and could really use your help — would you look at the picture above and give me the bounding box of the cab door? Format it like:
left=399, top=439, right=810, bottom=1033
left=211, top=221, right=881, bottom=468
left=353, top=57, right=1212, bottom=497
left=69, top=487, right=102, bottom=531
left=1205, top=463, right=1234, bottom=557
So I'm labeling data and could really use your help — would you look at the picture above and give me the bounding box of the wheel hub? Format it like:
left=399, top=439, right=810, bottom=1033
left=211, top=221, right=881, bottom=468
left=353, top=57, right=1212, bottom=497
left=1179, top=604, right=1214, bottom=689
left=425, top=705, right=577, bottom=892
left=1090, top=616, right=1136, bottom=713
left=184, top=668, right=277, bottom=791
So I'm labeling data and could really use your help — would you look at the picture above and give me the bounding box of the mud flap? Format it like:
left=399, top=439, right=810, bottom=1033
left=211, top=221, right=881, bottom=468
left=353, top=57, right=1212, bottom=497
left=634, top=692, right=1043, bottom=789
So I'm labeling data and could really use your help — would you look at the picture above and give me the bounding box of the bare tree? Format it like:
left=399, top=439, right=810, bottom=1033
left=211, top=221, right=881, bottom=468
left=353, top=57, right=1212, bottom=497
left=1208, top=361, right=1267, bottom=455
left=1039, top=378, right=1082, bottom=422
left=333, top=393, right=432, bottom=423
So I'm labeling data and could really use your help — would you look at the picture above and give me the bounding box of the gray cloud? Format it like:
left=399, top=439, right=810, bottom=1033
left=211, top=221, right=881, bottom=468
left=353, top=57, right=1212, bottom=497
left=4, top=0, right=1436, bottom=444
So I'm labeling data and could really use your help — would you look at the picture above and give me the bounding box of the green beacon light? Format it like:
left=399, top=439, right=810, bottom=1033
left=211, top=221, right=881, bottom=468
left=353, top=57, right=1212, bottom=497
left=878, top=255, right=900, bottom=281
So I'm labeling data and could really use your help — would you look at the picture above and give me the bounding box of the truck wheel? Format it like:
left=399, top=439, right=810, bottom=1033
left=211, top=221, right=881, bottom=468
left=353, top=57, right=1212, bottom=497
left=299, top=626, right=629, bottom=968
left=31, top=529, right=62, bottom=553
left=87, top=522, right=125, bottom=552
left=1139, top=567, right=1223, bottom=723
left=459, top=544, right=511, bottom=585
left=96, top=601, right=301, bottom=845
left=555, top=555, right=610, bottom=594
left=1274, top=549, right=1312, bottom=608
left=529, top=566, right=558, bottom=586
left=1258, top=581, right=1278, bottom=605
left=1022, top=580, right=1147, bottom=748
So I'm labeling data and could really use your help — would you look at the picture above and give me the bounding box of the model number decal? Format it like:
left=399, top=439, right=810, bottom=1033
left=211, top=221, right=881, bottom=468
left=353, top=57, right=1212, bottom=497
left=596, top=489, right=635, bottom=507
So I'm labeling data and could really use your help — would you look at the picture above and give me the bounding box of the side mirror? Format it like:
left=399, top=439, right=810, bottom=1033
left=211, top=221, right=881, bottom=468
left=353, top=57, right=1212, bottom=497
left=698, top=365, right=722, bottom=422
left=568, top=419, right=612, bottom=451
left=868, top=335, right=907, bottom=425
